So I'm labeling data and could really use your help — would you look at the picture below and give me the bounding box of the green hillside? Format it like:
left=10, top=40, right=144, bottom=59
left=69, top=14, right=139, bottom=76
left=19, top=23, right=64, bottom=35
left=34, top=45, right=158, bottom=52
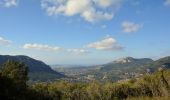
left=0, top=55, right=65, bottom=81
left=1, top=60, right=170, bottom=100
left=143, top=56, right=170, bottom=72
left=101, top=57, right=153, bottom=72
left=79, top=57, right=153, bottom=82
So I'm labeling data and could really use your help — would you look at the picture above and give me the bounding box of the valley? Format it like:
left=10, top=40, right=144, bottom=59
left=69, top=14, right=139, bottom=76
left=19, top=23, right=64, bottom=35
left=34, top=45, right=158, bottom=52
left=53, top=56, right=170, bottom=83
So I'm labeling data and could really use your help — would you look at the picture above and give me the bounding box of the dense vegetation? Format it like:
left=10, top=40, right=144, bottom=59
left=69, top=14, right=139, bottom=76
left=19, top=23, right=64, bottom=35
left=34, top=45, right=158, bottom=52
left=0, top=55, right=65, bottom=81
left=144, top=56, right=170, bottom=70
left=0, top=60, right=170, bottom=100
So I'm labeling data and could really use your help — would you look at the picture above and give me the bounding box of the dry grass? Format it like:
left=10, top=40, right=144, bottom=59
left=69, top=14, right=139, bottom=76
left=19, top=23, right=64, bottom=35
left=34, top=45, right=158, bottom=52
left=127, top=96, right=170, bottom=100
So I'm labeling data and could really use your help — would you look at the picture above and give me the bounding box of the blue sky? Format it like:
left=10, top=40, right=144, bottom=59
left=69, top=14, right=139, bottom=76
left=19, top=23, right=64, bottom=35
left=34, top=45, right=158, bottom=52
left=0, top=0, right=170, bottom=65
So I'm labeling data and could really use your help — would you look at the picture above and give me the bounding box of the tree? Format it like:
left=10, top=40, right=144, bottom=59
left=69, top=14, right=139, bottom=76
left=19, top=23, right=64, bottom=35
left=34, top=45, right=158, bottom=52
left=1, top=60, right=28, bottom=90
left=0, top=60, right=29, bottom=99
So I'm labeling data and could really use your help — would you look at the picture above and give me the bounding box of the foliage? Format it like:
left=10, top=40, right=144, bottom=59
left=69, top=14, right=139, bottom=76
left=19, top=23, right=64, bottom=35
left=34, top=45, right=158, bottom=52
left=0, top=60, right=170, bottom=100
left=0, top=60, right=28, bottom=100
left=30, top=70, right=170, bottom=100
left=0, top=55, right=65, bottom=81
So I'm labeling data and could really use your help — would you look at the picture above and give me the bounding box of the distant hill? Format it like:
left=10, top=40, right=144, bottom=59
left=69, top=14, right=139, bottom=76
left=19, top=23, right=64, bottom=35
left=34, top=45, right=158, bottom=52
left=100, top=57, right=153, bottom=72
left=0, top=55, right=65, bottom=81
left=61, top=57, right=154, bottom=82
left=51, top=56, right=170, bottom=83
left=144, top=56, right=170, bottom=71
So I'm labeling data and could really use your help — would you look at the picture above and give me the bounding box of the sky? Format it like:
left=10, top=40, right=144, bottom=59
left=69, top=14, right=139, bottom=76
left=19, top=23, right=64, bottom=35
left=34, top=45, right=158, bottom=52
left=0, top=0, right=170, bottom=65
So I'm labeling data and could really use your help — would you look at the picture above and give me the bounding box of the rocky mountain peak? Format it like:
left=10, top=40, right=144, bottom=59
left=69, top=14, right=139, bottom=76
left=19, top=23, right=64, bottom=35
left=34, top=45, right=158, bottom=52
left=113, top=57, right=135, bottom=64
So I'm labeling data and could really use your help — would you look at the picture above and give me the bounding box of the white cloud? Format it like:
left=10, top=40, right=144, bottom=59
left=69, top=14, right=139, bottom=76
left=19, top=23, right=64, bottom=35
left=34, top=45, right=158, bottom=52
left=23, top=43, right=62, bottom=51
left=0, top=37, right=12, bottom=45
left=41, top=0, right=122, bottom=23
left=0, top=0, right=18, bottom=7
left=86, top=37, right=124, bottom=51
left=165, top=0, right=170, bottom=6
left=122, top=21, right=142, bottom=33
left=67, top=48, right=89, bottom=54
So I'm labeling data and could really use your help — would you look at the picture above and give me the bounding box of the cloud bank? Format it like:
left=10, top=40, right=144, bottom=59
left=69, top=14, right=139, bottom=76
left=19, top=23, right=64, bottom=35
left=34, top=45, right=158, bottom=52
left=86, top=37, right=124, bottom=51
left=41, top=0, right=122, bottom=23
left=67, top=48, right=89, bottom=54
left=23, top=43, right=62, bottom=51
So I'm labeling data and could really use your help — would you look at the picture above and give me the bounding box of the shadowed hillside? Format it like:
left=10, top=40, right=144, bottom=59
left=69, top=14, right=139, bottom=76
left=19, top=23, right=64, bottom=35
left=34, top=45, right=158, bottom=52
left=0, top=55, right=65, bottom=81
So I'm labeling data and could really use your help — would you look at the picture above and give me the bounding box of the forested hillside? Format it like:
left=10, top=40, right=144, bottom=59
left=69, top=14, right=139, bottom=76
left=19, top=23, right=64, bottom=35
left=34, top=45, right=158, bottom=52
left=69, top=57, right=154, bottom=82
left=0, top=60, right=170, bottom=100
left=144, top=56, right=170, bottom=71
left=0, top=55, right=65, bottom=81
left=101, top=57, right=153, bottom=71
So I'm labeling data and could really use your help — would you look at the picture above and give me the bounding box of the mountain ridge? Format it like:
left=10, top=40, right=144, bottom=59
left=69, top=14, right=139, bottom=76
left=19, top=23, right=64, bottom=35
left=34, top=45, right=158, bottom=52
left=144, top=56, right=170, bottom=71
left=0, top=55, right=65, bottom=81
left=100, top=57, right=153, bottom=71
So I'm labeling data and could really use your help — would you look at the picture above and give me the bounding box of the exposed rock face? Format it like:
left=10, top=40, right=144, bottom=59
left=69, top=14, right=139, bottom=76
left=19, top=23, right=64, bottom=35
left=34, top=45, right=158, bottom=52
left=114, top=57, right=135, bottom=63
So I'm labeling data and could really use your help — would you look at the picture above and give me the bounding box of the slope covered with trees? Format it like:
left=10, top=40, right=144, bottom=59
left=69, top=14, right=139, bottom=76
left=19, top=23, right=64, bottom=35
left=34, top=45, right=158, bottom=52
left=100, top=57, right=153, bottom=71
left=0, top=55, right=65, bottom=81
left=0, top=60, right=170, bottom=100
left=75, top=57, right=154, bottom=82
left=144, top=56, right=170, bottom=71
